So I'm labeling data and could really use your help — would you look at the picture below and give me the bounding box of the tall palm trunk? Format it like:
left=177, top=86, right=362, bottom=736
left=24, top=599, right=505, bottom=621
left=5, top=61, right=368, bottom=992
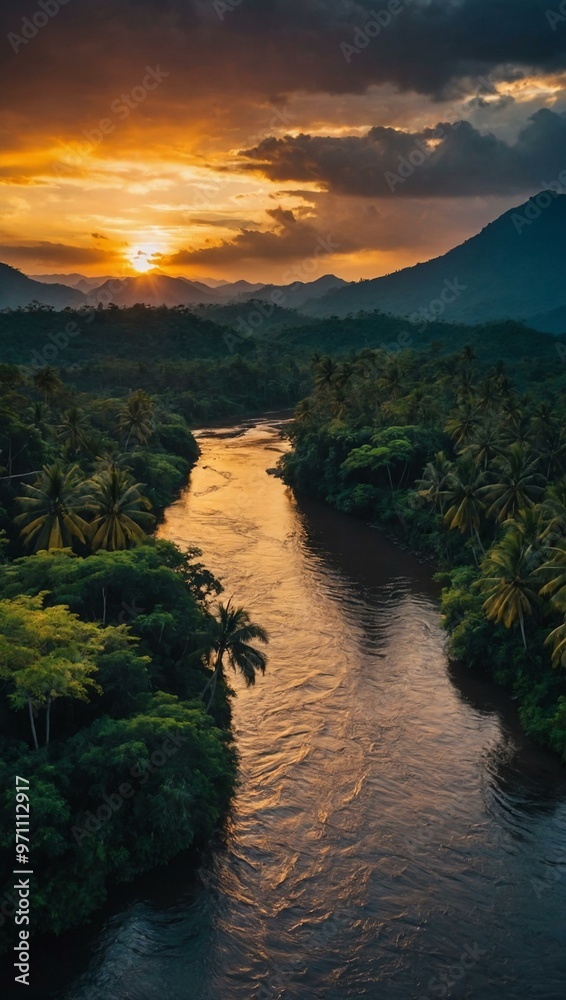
left=28, top=700, right=39, bottom=751
left=202, top=648, right=225, bottom=710
left=519, top=609, right=527, bottom=650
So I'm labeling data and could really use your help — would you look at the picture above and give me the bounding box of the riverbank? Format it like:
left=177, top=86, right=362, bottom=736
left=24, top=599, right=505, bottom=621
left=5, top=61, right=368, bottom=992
left=0, top=361, right=284, bottom=965
left=279, top=348, right=566, bottom=764
left=4, top=418, right=566, bottom=1000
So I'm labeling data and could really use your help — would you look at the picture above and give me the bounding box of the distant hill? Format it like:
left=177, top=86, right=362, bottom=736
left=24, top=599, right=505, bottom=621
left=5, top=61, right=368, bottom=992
left=30, top=272, right=90, bottom=286
left=213, top=279, right=266, bottom=300
left=89, top=273, right=223, bottom=307
left=86, top=273, right=345, bottom=309
left=526, top=305, right=566, bottom=335
left=305, top=194, right=566, bottom=326
left=29, top=272, right=115, bottom=290
left=29, top=271, right=264, bottom=300
left=0, top=263, right=87, bottom=309
left=238, top=274, right=347, bottom=309
left=196, top=301, right=304, bottom=331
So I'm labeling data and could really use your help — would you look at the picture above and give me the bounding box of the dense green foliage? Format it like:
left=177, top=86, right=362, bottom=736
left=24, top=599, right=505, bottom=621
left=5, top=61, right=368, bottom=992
left=280, top=346, right=566, bottom=760
left=0, top=321, right=271, bottom=948
left=1, top=303, right=565, bottom=423
left=0, top=540, right=240, bottom=947
left=1, top=300, right=565, bottom=947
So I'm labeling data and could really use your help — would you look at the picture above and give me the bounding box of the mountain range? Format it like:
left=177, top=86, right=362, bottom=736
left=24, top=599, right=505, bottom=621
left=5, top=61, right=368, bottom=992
left=306, top=193, right=566, bottom=330
left=0, top=263, right=86, bottom=310
left=2, top=194, right=566, bottom=332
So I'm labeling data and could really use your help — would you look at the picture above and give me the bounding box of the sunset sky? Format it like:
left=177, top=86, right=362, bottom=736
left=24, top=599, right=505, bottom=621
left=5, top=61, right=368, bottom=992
left=1, top=0, right=566, bottom=282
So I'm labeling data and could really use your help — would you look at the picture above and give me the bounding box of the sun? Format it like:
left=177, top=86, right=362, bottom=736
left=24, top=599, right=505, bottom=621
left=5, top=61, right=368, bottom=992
left=128, top=243, right=161, bottom=274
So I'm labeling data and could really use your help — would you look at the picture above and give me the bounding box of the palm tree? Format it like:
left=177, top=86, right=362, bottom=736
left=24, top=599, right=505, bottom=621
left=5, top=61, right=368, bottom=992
left=200, top=599, right=269, bottom=710
left=445, top=403, right=482, bottom=450
left=499, top=392, right=522, bottom=428
left=529, top=403, right=554, bottom=445
left=505, top=505, right=546, bottom=558
left=477, top=376, right=502, bottom=414
left=545, top=616, right=566, bottom=669
left=333, top=360, right=355, bottom=391
left=57, top=406, right=89, bottom=455
left=15, top=464, right=89, bottom=551
left=377, top=361, right=403, bottom=403
left=84, top=466, right=154, bottom=551
left=294, top=397, right=316, bottom=424
left=456, top=370, right=476, bottom=404
left=314, top=356, right=337, bottom=395
left=480, top=531, right=540, bottom=648
left=118, top=390, right=155, bottom=449
left=542, top=478, right=566, bottom=540
left=537, top=429, right=566, bottom=481
left=538, top=541, right=566, bottom=611
left=498, top=414, right=534, bottom=450
left=330, top=387, right=349, bottom=422
left=417, top=451, right=453, bottom=515
left=33, top=366, right=63, bottom=402
left=464, top=419, right=503, bottom=471
left=459, top=345, right=476, bottom=369
left=480, top=444, right=544, bottom=523
left=26, top=401, right=52, bottom=440
left=443, top=460, right=487, bottom=557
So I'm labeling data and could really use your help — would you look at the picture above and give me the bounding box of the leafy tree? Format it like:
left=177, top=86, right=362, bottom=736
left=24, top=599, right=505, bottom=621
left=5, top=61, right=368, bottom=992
left=0, top=595, right=103, bottom=748
left=341, top=428, right=414, bottom=492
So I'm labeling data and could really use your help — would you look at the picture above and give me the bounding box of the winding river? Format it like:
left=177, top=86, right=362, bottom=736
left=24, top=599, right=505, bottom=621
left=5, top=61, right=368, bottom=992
left=19, top=419, right=566, bottom=999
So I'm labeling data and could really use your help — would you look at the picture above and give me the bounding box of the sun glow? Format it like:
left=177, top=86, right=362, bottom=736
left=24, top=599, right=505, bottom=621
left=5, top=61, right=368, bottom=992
left=128, top=243, right=162, bottom=273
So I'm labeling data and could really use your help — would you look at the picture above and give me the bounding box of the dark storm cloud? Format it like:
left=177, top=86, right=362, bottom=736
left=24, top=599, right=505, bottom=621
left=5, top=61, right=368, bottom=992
left=161, top=207, right=352, bottom=265
left=1, top=0, right=565, bottom=125
left=239, top=109, right=566, bottom=196
left=0, top=242, right=113, bottom=265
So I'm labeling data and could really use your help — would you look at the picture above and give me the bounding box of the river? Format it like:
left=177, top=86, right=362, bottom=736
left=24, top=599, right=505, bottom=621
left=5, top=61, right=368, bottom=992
left=17, top=418, right=566, bottom=999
